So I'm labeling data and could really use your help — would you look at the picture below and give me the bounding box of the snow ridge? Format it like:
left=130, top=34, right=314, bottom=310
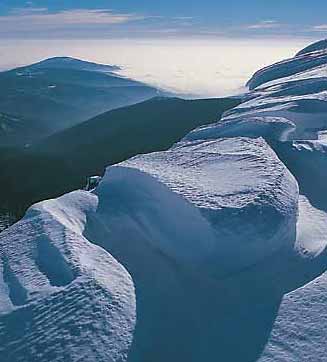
left=184, top=40, right=327, bottom=361
left=0, top=192, right=136, bottom=362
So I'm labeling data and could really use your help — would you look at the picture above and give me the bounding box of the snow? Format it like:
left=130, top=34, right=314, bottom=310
left=0, top=191, right=136, bottom=361
left=111, top=137, right=298, bottom=277
left=259, top=271, right=327, bottom=362
left=247, top=44, right=327, bottom=90
left=1, top=39, right=327, bottom=361
left=77, top=141, right=300, bottom=362
left=296, top=39, right=327, bottom=56
left=183, top=40, right=327, bottom=360
left=185, top=116, right=296, bottom=142
left=296, top=195, right=327, bottom=257
left=188, top=39, right=327, bottom=145
left=0, top=137, right=300, bottom=361
left=318, top=130, right=327, bottom=143
left=213, top=96, right=327, bottom=142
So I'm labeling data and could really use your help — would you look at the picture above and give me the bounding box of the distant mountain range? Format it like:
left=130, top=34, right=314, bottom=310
left=0, top=57, right=163, bottom=146
left=0, top=96, right=239, bottom=213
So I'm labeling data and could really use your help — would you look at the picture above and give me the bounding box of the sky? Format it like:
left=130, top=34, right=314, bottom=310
left=0, top=0, right=327, bottom=39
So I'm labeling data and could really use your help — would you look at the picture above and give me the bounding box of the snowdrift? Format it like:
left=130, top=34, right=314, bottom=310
left=247, top=39, right=327, bottom=89
left=1, top=40, right=327, bottom=361
left=0, top=193, right=136, bottom=362
left=184, top=39, right=327, bottom=360
left=259, top=270, right=327, bottom=362
left=113, top=137, right=298, bottom=276
left=0, top=136, right=300, bottom=362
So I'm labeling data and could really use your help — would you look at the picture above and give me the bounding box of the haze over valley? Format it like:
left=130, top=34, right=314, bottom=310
left=0, top=38, right=309, bottom=97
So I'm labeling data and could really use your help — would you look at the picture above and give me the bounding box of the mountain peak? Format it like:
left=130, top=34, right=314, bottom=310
left=26, top=56, right=121, bottom=72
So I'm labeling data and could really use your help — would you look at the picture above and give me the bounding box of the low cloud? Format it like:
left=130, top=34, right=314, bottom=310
left=173, top=17, right=194, bottom=21
left=247, top=20, right=281, bottom=30
left=311, top=24, right=327, bottom=31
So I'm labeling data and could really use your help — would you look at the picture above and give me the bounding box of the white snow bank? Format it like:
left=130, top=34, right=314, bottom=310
left=221, top=101, right=327, bottom=141
left=247, top=46, right=327, bottom=90
left=0, top=136, right=299, bottom=362
left=0, top=191, right=136, bottom=362
left=296, top=39, right=327, bottom=56
left=318, top=129, right=327, bottom=143
left=187, top=41, right=327, bottom=144
left=107, top=137, right=298, bottom=277
left=185, top=116, right=296, bottom=142
left=272, top=140, right=327, bottom=212
left=259, top=270, right=327, bottom=362
left=296, top=195, right=327, bottom=257
left=179, top=40, right=327, bottom=361
left=82, top=138, right=299, bottom=362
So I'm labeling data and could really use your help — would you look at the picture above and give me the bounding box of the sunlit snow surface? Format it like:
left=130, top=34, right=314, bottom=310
left=0, top=193, right=136, bottom=361
left=187, top=39, right=327, bottom=361
left=1, top=40, right=327, bottom=361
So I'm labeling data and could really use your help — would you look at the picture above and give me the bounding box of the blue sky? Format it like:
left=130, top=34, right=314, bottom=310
left=1, top=1, right=327, bottom=38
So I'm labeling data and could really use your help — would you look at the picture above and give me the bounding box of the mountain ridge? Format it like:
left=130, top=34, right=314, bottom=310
left=0, top=96, right=240, bottom=213
left=0, top=56, right=163, bottom=146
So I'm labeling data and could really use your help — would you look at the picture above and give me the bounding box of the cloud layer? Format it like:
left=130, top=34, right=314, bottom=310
left=247, top=20, right=281, bottom=30
left=312, top=24, right=327, bottom=31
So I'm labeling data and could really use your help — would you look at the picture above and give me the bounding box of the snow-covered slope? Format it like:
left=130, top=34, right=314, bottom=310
left=0, top=136, right=300, bottom=362
left=114, top=137, right=298, bottom=276
left=187, top=39, right=327, bottom=145
left=184, top=39, right=327, bottom=361
left=247, top=39, right=327, bottom=90
left=259, top=271, right=327, bottom=362
left=222, top=40, right=327, bottom=143
left=296, top=38, right=327, bottom=56
left=0, top=192, right=136, bottom=362
left=1, top=40, right=327, bottom=361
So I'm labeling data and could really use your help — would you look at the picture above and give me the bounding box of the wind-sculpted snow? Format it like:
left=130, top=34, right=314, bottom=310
left=188, top=40, right=327, bottom=144
left=185, top=116, right=296, bottom=142
left=222, top=95, right=327, bottom=140
left=242, top=42, right=327, bottom=141
left=78, top=137, right=300, bottom=362
left=113, top=137, right=298, bottom=276
left=183, top=40, right=327, bottom=361
left=0, top=192, right=136, bottom=362
left=259, top=270, right=327, bottom=362
left=296, top=38, right=327, bottom=56
left=0, top=136, right=300, bottom=361
left=247, top=44, right=327, bottom=90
